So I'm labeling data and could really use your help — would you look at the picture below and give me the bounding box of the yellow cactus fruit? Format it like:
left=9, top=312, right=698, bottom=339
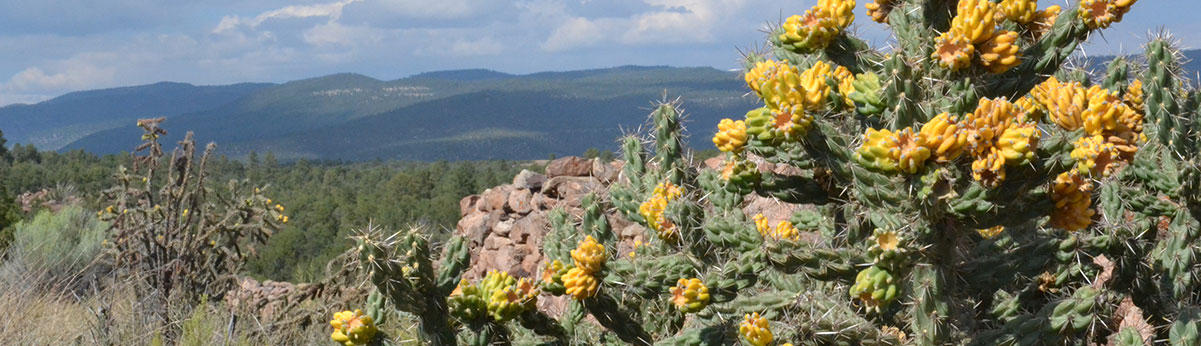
left=745, top=60, right=779, bottom=93
left=755, top=62, right=811, bottom=114
left=1049, top=171, right=1095, bottom=231
left=713, top=118, right=748, bottom=153
left=965, top=97, right=1020, bottom=155
left=778, top=12, right=841, bottom=54
left=977, top=30, right=1021, bottom=74
left=1112, top=0, right=1136, bottom=20
left=1031, top=77, right=1087, bottom=131
left=951, top=0, right=998, bottom=44
left=571, top=235, right=607, bottom=273
left=1079, top=0, right=1118, bottom=29
left=752, top=61, right=798, bottom=109
left=329, top=309, right=377, bottom=346
left=854, top=128, right=901, bottom=172
left=739, top=312, right=774, bottom=346
left=977, top=225, right=1005, bottom=239
left=486, top=278, right=538, bottom=322
left=1124, top=79, right=1144, bottom=110
left=865, top=0, right=895, bottom=23
left=1081, top=85, right=1129, bottom=135
left=1029, top=5, right=1061, bottom=38
left=892, top=127, right=932, bottom=174
left=1071, top=135, right=1120, bottom=177
left=1014, top=96, right=1044, bottom=123
left=996, top=122, right=1040, bottom=166
left=998, top=0, right=1038, bottom=23
left=778, top=0, right=855, bottom=53
left=772, top=220, right=802, bottom=241
left=833, top=65, right=856, bottom=108
left=753, top=213, right=771, bottom=237
left=563, top=267, right=600, bottom=300
left=670, top=278, right=711, bottom=313
left=820, top=0, right=857, bottom=28
left=745, top=106, right=814, bottom=143
left=918, top=113, right=969, bottom=162
left=798, top=61, right=834, bottom=111
left=1106, top=131, right=1141, bottom=161
left=640, top=182, right=684, bottom=241
left=933, top=31, right=975, bottom=71
left=972, top=146, right=1007, bottom=188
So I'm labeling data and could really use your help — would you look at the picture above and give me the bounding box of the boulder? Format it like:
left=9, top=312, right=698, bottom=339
left=508, top=188, right=534, bottom=215
left=592, top=158, right=620, bottom=183
left=493, top=218, right=515, bottom=237
left=542, top=176, right=604, bottom=206
left=512, top=170, right=547, bottom=190
left=456, top=211, right=492, bottom=247
left=478, top=185, right=514, bottom=212
left=545, top=156, right=592, bottom=178
left=484, top=235, right=513, bottom=250
left=510, top=212, right=549, bottom=245
left=459, top=195, right=480, bottom=217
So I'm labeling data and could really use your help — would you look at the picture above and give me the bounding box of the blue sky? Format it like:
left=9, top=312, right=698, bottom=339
left=0, top=0, right=1195, bottom=105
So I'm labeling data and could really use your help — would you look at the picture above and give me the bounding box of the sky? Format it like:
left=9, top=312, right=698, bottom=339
left=0, top=0, right=1195, bottom=106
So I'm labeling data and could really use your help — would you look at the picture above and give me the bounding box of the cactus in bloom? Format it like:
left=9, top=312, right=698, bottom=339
left=670, top=278, right=711, bottom=313
left=330, top=310, right=378, bottom=346
left=739, top=312, right=773, bottom=346
left=341, top=1, right=1201, bottom=344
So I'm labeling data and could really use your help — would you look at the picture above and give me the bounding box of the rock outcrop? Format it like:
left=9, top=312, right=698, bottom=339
left=455, top=155, right=803, bottom=281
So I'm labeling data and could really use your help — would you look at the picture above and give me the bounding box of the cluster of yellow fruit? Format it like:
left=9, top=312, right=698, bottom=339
left=931, top=0, right=1066, bottom=73
left=742, top=60, right=850, bottom=139
left=1078, top=0, right=1136, bottom=29
left=329, top=309, right=377, bottom=346
left=712, top=118, right=748, bottom=153
left=739, top=312, right=774, bottom=346
left=563, top=235, right=607, bottom=300
left=967, top=98, right=1041, bottom=187
left=273, top=203, right=290, bottom=224
left=778, top=0, right=855, bottom=54
left=1031, top=77, right=1144, bottom=178
left=753, top=213, right=802, bottom=242
left=639, top=182, right=685, bottom=241
left=865, top=0, right=895, bottom=23
left=669, top=278, right=711, bottom=313
left=854, top=127, right=930, bottom=174
left=854, top=97, right=1039, bottom=186
left=1049, top=171, right=1095, bottom=231
left=1029, top=77, right=1141, bottom=231
left=449, top=270, right=538, bottom=323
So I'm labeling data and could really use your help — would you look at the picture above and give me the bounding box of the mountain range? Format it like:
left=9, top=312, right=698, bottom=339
left=5, top=48, right=1200, bottom=161
left=0, top=66, right=756, bottom=161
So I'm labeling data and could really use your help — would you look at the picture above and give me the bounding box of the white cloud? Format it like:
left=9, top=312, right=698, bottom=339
left=368, top=0, right=478, bottom=19
left=3, top=53, right=118, bottom=92
left=213, top=0, right=363, bottom=34
left=540, top=0, right=749, bottom=51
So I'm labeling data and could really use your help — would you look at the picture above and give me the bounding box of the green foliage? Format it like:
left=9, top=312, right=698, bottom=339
left=8, top=204, right=106, bottom=279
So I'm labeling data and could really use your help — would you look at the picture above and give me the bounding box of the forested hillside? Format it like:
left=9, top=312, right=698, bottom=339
left=50, top=66, right=754, bottom=160
left=0, top=142, right=536, bottom=281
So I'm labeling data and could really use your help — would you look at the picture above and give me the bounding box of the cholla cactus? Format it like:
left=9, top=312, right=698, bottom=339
left=101, top=119, right=283, bottom=339
left=338, top=1, right=1201, bottom=344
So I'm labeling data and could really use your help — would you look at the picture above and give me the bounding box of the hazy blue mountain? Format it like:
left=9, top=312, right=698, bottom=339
left=64, top=66, right=755, bottom=160
left=0, top=81, right=273, bottom=150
